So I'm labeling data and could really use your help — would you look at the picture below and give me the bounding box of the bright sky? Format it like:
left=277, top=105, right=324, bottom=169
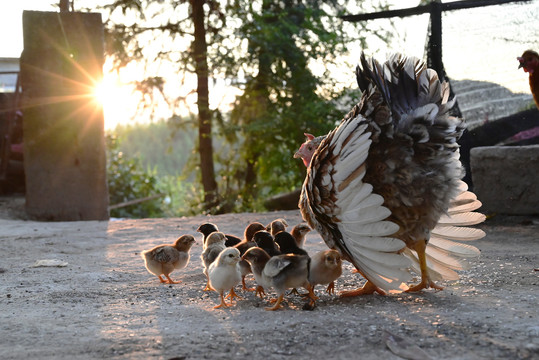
left=1, top=0, right=537, bottom=130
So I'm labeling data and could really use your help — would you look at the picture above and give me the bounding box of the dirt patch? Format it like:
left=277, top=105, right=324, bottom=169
left=0, top=200, right=538, bottom=359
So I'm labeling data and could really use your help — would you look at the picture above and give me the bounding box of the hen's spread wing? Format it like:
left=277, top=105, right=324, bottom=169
left=300, top=115, right=412, bottom=292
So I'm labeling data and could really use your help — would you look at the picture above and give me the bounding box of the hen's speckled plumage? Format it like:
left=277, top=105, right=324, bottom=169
left=295, top=53, right=485, bottom=295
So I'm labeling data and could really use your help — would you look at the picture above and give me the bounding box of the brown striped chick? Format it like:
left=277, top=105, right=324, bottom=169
left=308, top=250, right=343, bottom=298
left=290, top=223, right=312, bottom=248
left=201, top=231, right=226, bottom=291
left=141, top=235, right=196, bottom=284
left=208, top=247, right=242, bottom=309
left=266, top=218, right=289, bottom=236
left=242, top=247, right=316, bottom=311
left=235, top=222, right=266, bottom=291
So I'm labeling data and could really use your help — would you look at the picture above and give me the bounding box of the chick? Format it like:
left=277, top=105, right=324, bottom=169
left=253, top=230, right=281, bottom=257
left=141, top=235, right=196, bottom=284
left=235, top=222, right=266, bottom=291
left=308, top=249, right=343, bottom=297
left=290, top=223, right=312, bottom=248
left=201, top=231, right=227, bottom=291
left=242, top=247, right=317, bottom=311
left=208, top=247, right=242, bottom=309
left=197, top=223, right=242, bottom=248
left=266, top=218, right=289, bottom=236
left=274, top=231, right=308, bottom=256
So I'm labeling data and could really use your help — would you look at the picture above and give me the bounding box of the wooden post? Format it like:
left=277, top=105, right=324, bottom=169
left=20, top=11, right=109, bottom=221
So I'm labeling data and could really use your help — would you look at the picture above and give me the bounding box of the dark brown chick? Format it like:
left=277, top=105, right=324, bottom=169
left=242, top=247, right=316, bottom=311
left=141, top=235, right=196, bottom=284
left=253, top=231, right=281, bottom=257
left=235, top=222, right=266, bottom=291
left=266, top=218, right=289, bottom=236
left=274, top=231, right=308, bottom=256
left=197, top=223, right=241, bottom=248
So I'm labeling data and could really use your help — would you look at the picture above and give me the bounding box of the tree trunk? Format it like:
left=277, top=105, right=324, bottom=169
left=191, top=0, right=218, bottom=210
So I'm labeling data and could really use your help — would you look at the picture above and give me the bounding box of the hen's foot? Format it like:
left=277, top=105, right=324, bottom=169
left=340, top=281, right=386, bottom=297
left=406, top=280, right=443, bottom=292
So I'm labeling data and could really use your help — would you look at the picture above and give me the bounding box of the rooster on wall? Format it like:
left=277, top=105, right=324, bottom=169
left=294, top=53, right=485, bottom=296
left=517, top=50, right=539, bottom=109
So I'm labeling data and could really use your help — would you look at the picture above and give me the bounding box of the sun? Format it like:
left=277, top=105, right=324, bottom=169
left=92, top=73, right=139, bottom=130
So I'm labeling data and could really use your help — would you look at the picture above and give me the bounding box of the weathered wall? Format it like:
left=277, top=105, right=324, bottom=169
left=20, top=11, right=109, bottom=221
left=471, top=145, right=539, bottom=215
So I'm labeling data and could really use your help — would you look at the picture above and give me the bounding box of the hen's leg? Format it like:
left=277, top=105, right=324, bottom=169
left=340, top=280, right=386, bottom=297
left=406, top=240, right=443, bottom=292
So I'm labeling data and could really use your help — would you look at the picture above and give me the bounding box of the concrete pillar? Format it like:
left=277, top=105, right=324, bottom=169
left=20, top=11, right=109, bottom=221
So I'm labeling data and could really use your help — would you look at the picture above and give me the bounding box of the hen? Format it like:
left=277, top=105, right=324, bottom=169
left=141, top=235, right=196, bottom=284
left=294, top=53, right=485, bottom=296
left=517, top=50, right=539, bottom=108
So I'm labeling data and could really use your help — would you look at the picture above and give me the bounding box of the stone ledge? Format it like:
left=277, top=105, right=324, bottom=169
left=470, top=145, right=539, bottom=215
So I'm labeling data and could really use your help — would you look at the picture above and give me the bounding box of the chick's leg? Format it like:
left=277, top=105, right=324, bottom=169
left=265, top=294, right=285, bottom=311
left=255, top=285, right=265, bottom=299
left=406, top=240, right=443, bottom=292
left=157, top=275, right=167, bottom=283
left=203, top=276, right=214, bottom=291
left=164, top=275, right=181, bottom=284
left=226, top=287, right=242, bottom=302
left=326, top=282, right=335, bottom=295
left=214, top=290, right=230, bottom=309
left=242, top=276, right=256, bottom=292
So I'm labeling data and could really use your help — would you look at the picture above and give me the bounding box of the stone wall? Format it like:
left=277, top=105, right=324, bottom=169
left=470, top=145, right=539, bottom=215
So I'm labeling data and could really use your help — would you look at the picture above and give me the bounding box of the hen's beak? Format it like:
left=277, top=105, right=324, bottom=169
left=517, top=56, right=524, bottom=69
left=293, top=151, right=301, bottom=158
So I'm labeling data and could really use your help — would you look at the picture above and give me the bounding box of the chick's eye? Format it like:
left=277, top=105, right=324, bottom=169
left=228, top=254, right=234, bottom=257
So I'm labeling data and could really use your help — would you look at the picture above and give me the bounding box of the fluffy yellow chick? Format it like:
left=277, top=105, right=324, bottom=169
left=201, top=231, right=227, bottom=291
left=141, top=235, right=196, bottom=284
left=208, top=247, right=242, bottom=309
left=308, top=249, right=343, bottom=297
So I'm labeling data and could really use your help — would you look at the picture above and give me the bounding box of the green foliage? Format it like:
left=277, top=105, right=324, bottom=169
left=98, top=0, right=393, bottom=215
left=106, top=134, right=165, bottom=218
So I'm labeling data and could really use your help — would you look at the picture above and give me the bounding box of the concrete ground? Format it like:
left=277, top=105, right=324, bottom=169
left=0, top=197, right=538, bottom=359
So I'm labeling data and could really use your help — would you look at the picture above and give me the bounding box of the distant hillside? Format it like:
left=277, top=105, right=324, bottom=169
left=111, top=120, right=197, bottom=178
